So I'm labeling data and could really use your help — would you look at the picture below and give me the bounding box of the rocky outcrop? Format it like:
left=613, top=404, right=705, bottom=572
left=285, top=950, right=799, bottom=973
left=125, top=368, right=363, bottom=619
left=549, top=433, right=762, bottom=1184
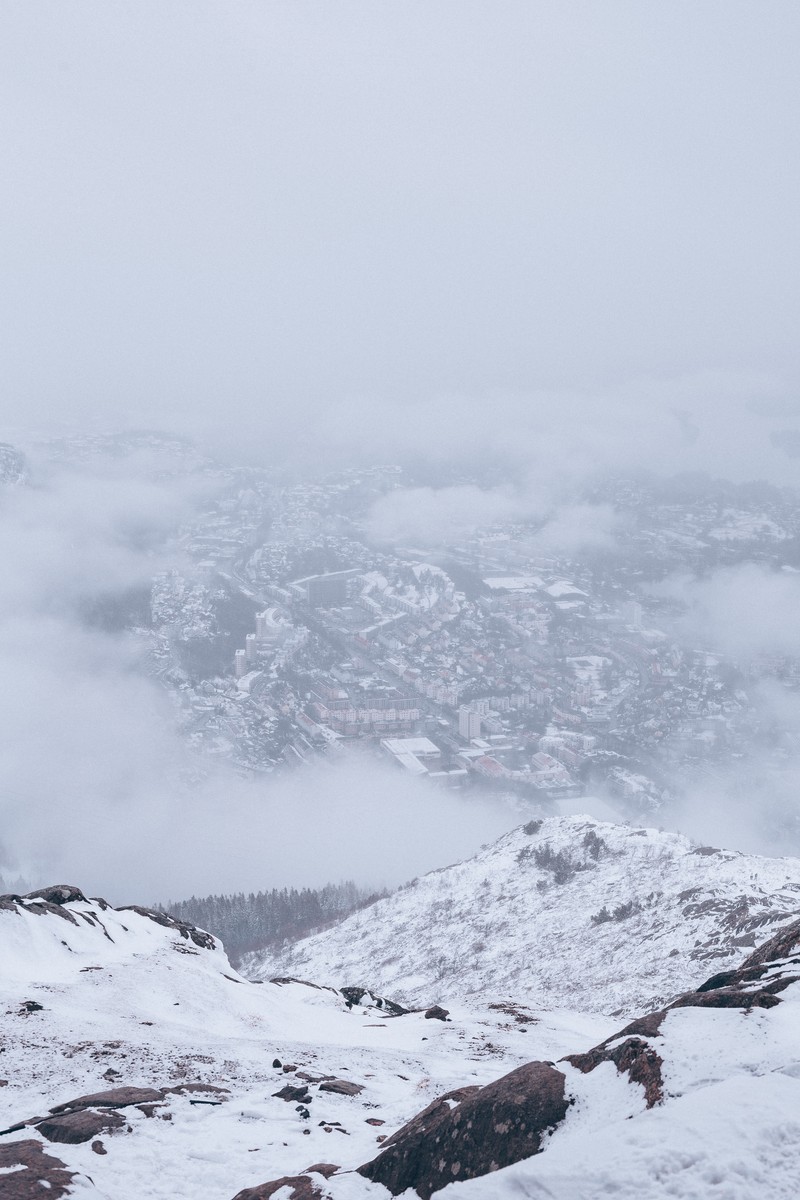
left=666, top=917, right=800, bottom=1011
left=357, top=1062, right=569, bottom=1199
left=339, top=987, right=409, bottom=1015
left=24, top=885, right=89, bottom=906
left=350, top=917, right=800, bottom=1198
left=35, top=1108, right=126, bottom=1144
left=563, top=916, right=800, bottom=1108
left=117, top=905, right=217, bottom=950
left=424, top=1006, right=450, bottom=1022
left=0, top=1139, right=80, bottom=1199
left=48, top=1086, right=164, bottom=1113
left=0, top=1084, right=221, bottom=1143
left=318, top=1079, right=363, bottom=1097
left=0, top=887, right=216, bottom=952
left=738, top=913, right=800, bottom=965
left=231, top=1163, right=339, bottom=1200
left=564, top=1028, right=664, bottom=1109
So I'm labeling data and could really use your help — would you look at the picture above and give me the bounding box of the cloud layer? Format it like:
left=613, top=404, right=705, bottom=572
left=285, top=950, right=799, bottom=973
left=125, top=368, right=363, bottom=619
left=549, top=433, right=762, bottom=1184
left=0, top=3, right=799, bottom=476
left=0, top=457, right=519, bottom=902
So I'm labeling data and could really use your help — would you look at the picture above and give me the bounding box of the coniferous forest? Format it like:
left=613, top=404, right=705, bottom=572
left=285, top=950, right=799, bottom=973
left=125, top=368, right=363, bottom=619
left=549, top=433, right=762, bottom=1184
left=161, top=881, right=387, bottom=965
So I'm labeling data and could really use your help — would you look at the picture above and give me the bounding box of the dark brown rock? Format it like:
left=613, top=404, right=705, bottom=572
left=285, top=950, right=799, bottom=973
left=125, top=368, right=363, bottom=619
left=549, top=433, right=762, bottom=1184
left=91, top=1140, right=107, bottom=1154
left=358, top=1062, right=568, bottom=1199
left=230, top=1173, right=332, bottom=1199
left=0, top=1139, right=79, bottom=1200
left=318, top=1079, right=363, bottom=1096
left=340, top=987, right=409, bottom=1016
left=670, top=986, right=784, bottom=1010
left=615, top=1010, right=667, bottom=1039
left=25, top=885, right=88, bottom=906
left=49, top=1086, right=164, bottom=1113
left=666, top=942, right=800, bottom=1011
left=273, top=1084, right=312, bottom=1103
left=36, top=1108, right=126, bottom=1144
left=162, top=1083, right=230, bottom=1098
left=565, top=1037, right=664, bottom=1108
left=424, top=1006, right=450, bottom=1022
left=0, top=1085, right=168, bottom=1140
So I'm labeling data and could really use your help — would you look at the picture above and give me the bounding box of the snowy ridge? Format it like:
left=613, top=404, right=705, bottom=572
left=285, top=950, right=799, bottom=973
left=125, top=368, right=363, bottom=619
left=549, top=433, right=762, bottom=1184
left=250, top=815, right=800, bottom=1014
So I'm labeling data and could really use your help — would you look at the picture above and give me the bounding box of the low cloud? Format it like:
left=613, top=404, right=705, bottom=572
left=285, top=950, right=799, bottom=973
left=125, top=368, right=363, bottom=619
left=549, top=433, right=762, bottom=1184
left=194, top=372, right=800, bottom=494
left=5, top=750, right=520, bottom=905
left=365, top=484, right=542, bottom=546
left=529, top=503, right=622, bottom=555
left=655, top=564, right=800, bottom=661
left=365, top=482, right=620, bottom=558
left=0, top=456, right=520, bottom=903
left=662, top=755, right=800, bottom=859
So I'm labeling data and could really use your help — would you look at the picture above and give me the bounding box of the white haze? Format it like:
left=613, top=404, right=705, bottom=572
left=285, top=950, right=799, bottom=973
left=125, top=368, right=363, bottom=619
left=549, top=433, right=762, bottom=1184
left=657, top=564, right=800, bottom=661
left=0, top=455, right=518, bottom=900
left=641, top=570, right=800, bottom=857
left=366, top=487, right=621, bottom=554
left=0, top=3, right=799, bottom=467
left=1, top=2, right=800, bottom=892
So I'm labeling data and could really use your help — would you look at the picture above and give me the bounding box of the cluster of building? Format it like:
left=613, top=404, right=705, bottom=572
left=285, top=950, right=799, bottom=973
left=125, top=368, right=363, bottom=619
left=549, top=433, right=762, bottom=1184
left=233, top=606, right=308, bottom=686
left=151, top=461, right=800, bottom=804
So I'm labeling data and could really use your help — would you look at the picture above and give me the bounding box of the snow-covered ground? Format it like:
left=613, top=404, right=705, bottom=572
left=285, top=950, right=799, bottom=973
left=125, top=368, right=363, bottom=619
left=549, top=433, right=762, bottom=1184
left=250, top=815, right=800, bottom=1014
left=0, top=888, right=606, bottom=1200
left=5, top=816, right=800, bottom=1200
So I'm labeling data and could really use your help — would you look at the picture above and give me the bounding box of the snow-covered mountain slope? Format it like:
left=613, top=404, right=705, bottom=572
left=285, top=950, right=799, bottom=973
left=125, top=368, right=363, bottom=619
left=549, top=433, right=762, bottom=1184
left=5, top=871, right=800, bottom=1199
left=424, top=918, right=800, bottom=1200
left=250, top=815, right=800, bottom=1015
left=233, top=916, right=800, bottom=1200
left=0, top=885, right=607, bottom=1200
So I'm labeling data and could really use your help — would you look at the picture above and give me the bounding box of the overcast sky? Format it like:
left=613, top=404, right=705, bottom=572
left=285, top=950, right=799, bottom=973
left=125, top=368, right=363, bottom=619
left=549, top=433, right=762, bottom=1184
left=2, top=1, right=800, bottom=471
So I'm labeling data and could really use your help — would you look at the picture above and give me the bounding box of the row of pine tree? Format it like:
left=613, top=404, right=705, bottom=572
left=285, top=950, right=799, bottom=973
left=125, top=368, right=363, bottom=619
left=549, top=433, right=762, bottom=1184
left=161, top=881, right=386, bottom=964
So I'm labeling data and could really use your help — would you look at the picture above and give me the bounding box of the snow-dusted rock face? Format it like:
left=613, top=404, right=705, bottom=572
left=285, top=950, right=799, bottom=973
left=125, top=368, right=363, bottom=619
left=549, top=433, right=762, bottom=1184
left=429, top=916, right=800, bottom=1200
left=250, top=816, right=800, bottom=1015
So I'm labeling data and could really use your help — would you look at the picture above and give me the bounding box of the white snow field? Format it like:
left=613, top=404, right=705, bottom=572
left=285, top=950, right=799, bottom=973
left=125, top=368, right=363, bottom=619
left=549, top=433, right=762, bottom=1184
left=0, top=885, right=604, bottom=1200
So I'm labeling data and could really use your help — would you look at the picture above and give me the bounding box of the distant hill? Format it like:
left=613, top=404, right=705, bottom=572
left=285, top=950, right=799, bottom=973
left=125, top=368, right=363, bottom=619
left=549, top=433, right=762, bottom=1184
left=249, top=814, right=800, bottom=1014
